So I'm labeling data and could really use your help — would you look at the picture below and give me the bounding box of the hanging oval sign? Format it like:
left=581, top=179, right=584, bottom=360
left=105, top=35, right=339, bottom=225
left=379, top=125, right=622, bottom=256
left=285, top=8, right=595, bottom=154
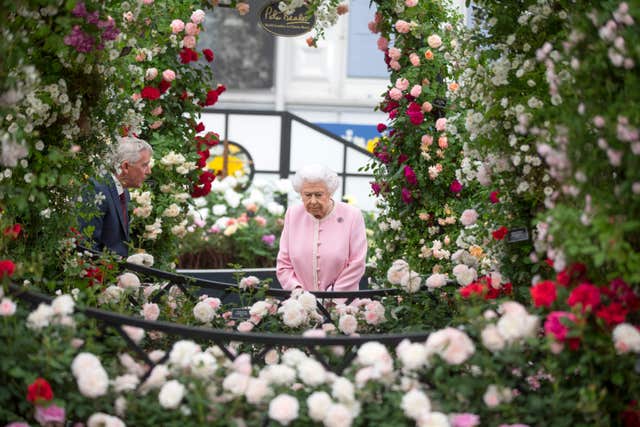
left=259, top=1, right=315, bottom=37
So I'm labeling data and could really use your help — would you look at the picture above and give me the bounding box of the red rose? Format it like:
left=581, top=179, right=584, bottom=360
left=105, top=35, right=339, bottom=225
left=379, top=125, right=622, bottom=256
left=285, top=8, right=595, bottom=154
left=199, top=170, right=216, bottom=184
left=85, top=267, right=103, bottom=287
left=27, top=378, right=54, bottom=404
left=556, top=270, right=570, bottom=286
left=492, top=226, right=508, bottom=240
left=158, top=80, right=171, bottom=94
left=449, top=179, right=463, bottom=194
left=215, top=84, right=226, bottom=95
left=376, top=123, right=387, bottom=132
left=180, top=90, right=189, bottom=100
left=195, top=122, right=205, bottom=133
left=205, top=89, right=219, bottom=106
left=3, top=224, right=21, bottom=239
left=203, top=48, right=214, bottom=62
left=191, top=181, right=212, bottom=198
left=179, top=48, right=198, bottom=64
left=460, top=281, right=485, bottom=299
left=596, top=302, right=627, bottom=327
left=567, top=282, right=601, bottom=312
left=489, top=191, right=500, bottom=204
left=140, top=86, right=161, bottom=100
left=530, top=280, right=557, bottom=308
left=0, top=259, right=15, bottom=277
left=197, top=150, right=209, bottom=168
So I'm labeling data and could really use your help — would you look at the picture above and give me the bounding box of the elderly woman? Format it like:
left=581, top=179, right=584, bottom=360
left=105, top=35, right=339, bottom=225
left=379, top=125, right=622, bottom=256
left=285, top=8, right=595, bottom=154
left=277, top=164, right=367, bottom=292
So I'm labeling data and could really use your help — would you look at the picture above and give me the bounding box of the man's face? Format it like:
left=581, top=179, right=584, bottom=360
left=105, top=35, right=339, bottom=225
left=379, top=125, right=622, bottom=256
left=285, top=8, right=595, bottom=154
left=301, top=181, right=332, bottom=219
left=120, top=149, right=151, bottom=188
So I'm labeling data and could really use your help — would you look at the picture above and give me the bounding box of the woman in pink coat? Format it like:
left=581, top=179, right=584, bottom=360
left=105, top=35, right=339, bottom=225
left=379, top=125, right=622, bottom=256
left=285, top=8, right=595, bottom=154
left=276, top=164, right=367, bottom=292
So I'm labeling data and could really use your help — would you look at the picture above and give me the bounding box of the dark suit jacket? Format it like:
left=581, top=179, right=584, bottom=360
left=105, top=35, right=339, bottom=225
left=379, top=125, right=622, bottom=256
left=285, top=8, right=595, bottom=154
left=80, top=177, right=130, bottom=257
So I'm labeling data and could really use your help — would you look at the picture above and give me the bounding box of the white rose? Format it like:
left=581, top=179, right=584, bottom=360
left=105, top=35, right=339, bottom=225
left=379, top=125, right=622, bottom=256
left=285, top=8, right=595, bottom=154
left=297, top=291, right=317, bottom=312
left=400, top=271, right=422, bottom=293
left=269, top=394, right=299, bottom=426
left=193, top=300, right=216, bottom=323
left=260, top=364, right=296, bottom=386
left=222, top=372, right=250, bottom=396
left=250, top=300, right=271, bottom=318
left=386, top=259, right=409, bottom=284
left=425, top=327, right=475, bottom=365
left=98, top=286, right=123, bottom=305
left=127, top=253, right=154, bottom=267
left=613, top=323, right=640, bottom=354
left=51, top=294, right=74, bottom=315
left=87, top=413, right=125, bottom=427
left=139, top=364, right=169, bottom=394
left=169, top=340, right=201, bottom=369
left=459, top=209, right=478, bottom=226
left=396, top=339, right=427, bottom=370
left=163, top=203, right=181, bottom=217
left=417, top=411, right=450, bottom=427
left=190, top=352, right=217, bottom=379
left=72, top=352, right=102, bottom=378
left=279, top=299, right=307, bottom=328
left=282, top=348, right=307, bottom=367
left=324, top=403, right=354, bottom=427
left=481, top=324, right=506, bottom=352
left=158, top=380, right=185, bottom=409
left=425, top=274, right=448, bottom=289
left=212, top=204, right=227, bottom=216
left=357, top=342, right=391, bottom=367
left=122, top=325, right=145, bottom=344
left=113, top=374, right=139, bottom=393
left=239, top=275, right=260, bottom=290
left=497, top=312, right=539, bottom=343
left=401, top=388, right=431, bottom=420
left=26, top=303, right=54, bottom=330
left=245, top=377, right=271, bottom=404
left=117, top=272, right=141, bottom=290
left=297, top=358, right=326, bottom=386
left=452, top=264, right=477, bottom=286
left=77, top=367, right=109, bottom=398
left=307, top=391, right=333, bottom=421
left=331, top=377, right=355, bottom=403
left=338, top=314, right=358, bottom=335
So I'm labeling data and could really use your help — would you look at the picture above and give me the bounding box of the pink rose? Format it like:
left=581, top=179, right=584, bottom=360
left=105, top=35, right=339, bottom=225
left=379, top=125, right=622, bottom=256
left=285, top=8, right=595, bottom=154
left=544, top=311, right=577, bottom=342
left=142, top=0, right=154, bottom=4
left=142, top=303, right=160, bottom=321
left=377, top=37, right=389, bottom=51
left=435, top=117, right=447, bottom=131
left=339, top=314, right=358, bottom=335
left=451, top=413, right=480, bottom=427
left=390, top=60, right=401, bottom=70
left=389, top=88, right=403, bottom=101
left=409, top=53, right=421, bottom=66
left=460, top=209, right=478, bottom=226
left=170, top=19, right=185, bottom=33
left=35, top=404, right=66, bottom=425
left=405, top=0, right=418, bottom=6
left=368, top=21, right=379, bottom=34
left=145, top=68, right=158, bottom=80
left=483, top=385, right=501, bottom=408
left=427, top=34, right=443, bottom=49
left=410, top=85, right=422, bottom=97
left=162, top=69, right=176, bottom=81
left=151, top=106, right=163, bottom=116
left=422, top=101, right=433, bottom=112
left=185, top=22, right=200, bottom=36
left=421, top=134, right=433, bottom=146
left=236, top=2, right=250, bottom=15
left=149, top=120, right=163, bottom=129
left=395, top=19, right=411, bottom=33
left=395, top=77, right=409, bottom=91
left=191, top=9, right=206, bottom=24
left=237, top=321, right=254, bottom=332
left=182, top=35, right=196, bottom=49
left=438, top=135, right=448, bottom=148
left=0, top=297, right=16, bottom=316
left=425, top=327, right=475, bottom=365
left=388, top=47, right=402, bottom=61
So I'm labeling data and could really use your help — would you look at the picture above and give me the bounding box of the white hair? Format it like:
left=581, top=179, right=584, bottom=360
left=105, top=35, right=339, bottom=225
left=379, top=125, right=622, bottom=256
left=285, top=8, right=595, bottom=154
left=111, top=136, right=152, bottom=171
left=292, top=164, right=340, bottom=194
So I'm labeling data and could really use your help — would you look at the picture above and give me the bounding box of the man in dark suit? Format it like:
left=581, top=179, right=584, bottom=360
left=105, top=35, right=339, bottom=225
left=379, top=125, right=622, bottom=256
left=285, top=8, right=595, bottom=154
left=80, top=136, right=152, bottom=257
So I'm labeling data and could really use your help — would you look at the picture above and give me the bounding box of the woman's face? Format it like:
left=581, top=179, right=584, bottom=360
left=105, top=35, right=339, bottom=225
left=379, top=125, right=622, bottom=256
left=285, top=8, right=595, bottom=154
left=301, top=181, right=332, bottom=219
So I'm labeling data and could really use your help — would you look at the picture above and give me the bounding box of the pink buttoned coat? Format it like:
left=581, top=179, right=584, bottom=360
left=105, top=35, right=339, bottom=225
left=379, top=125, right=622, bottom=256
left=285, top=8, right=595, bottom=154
left=276, top=201, right=367, bottom=292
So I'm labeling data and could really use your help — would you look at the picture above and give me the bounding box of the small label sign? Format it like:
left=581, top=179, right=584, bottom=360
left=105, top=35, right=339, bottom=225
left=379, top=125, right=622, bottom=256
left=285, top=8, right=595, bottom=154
left=231, top=308, right=251, bottom=321
left=259, top=1, right=315, bottom=37
left=507, top=227, right=529, bottom=243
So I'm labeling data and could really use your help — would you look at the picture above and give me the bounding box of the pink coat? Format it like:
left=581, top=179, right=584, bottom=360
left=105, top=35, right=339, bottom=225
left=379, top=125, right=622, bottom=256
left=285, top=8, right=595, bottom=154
left=277, top=201, right=367, bottom=292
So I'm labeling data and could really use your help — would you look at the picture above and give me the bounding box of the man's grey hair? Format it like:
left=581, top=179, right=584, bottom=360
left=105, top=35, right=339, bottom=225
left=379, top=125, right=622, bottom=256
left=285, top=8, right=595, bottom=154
left=292, top=164, right=340, bottom=194
left=111, top=136, right=152, bottom=172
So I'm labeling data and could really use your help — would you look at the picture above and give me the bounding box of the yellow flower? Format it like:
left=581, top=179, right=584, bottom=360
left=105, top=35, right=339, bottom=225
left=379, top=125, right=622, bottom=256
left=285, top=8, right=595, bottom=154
left=366, top=137, right=380, bottom=153
left=469, top=245, right=484, bottom=258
